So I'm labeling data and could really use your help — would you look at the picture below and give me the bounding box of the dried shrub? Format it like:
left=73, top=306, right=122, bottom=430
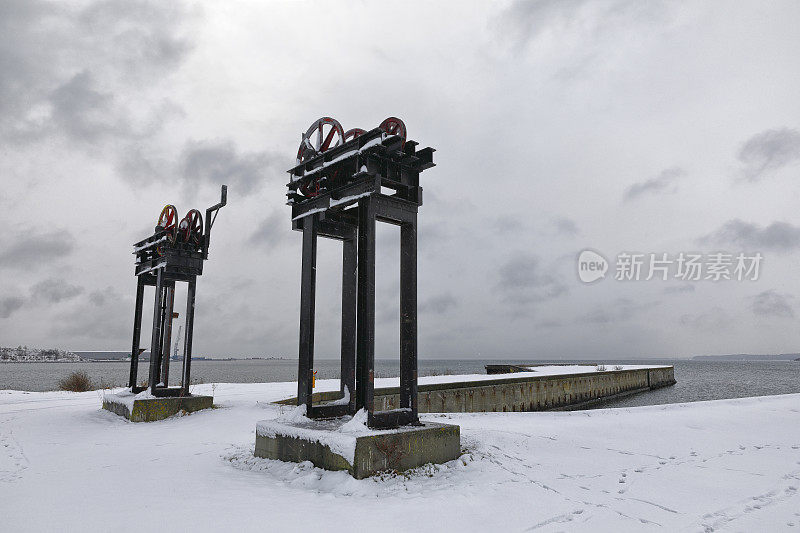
left=58, top=371, right=94, bottom=392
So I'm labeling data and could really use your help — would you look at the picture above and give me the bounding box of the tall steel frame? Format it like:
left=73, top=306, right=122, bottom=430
left=287, top=122, right=435, bottom=428
left=127, top=186, right=227, bottom=396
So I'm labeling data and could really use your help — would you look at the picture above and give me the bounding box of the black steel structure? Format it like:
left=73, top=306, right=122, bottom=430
left=127, top=186, right=227, bottom=396
left=287, top=117, right=435, bottom=429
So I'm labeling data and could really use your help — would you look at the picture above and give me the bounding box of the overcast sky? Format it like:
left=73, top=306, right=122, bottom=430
left=1, top=0, right=800, bottom=360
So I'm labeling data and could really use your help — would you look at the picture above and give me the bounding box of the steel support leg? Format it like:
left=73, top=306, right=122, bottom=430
left=182, top=279, right=196, bottom=395
left=148, top=269, right=164, bottom=394
left=160, top=286, right=175, bottom=386
left=297, top=215, right=318, bottom=411
left=341, top=234, right=357, bottom=412
left=356, top=198, right=376, bottom=423
left=400, top=216, right=419, bottom=422
left=128, top=277, right=145, bottom=389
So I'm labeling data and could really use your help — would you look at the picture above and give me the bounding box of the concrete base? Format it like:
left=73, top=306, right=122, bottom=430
left=255, top=417, right=461, bottom=479
left=102, top=392, right=213, bottom=422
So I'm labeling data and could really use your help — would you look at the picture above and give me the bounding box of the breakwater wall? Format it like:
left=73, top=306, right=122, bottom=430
left=279, top=366, right=676, bottom=413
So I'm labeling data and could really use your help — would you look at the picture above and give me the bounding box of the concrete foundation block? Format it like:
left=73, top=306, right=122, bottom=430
left=255, top=417, right=461, bottom=479
left=102, top=392, right=213, bottom=422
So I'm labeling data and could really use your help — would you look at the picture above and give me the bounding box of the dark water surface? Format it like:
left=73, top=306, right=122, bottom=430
left=2, top=359, right=799, bottom=409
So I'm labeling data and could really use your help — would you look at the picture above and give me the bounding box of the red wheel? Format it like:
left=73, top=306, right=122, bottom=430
left=178, top=209, right=203, bottom=244
left=296, top=117, right=345, bottom=164
left=343, top=128, right=366, bottom=142
left=157, top=204, right=178, bottom=245
left=378, top=117, right=406, bottom=145
left=157, top=205, right=178, bottom=231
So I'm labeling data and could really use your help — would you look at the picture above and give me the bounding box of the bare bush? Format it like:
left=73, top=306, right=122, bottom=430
left=58, top=371, right=94, bottom=392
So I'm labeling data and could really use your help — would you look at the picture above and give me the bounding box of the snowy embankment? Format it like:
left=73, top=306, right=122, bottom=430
left=1, top=380, right=798, bottom=532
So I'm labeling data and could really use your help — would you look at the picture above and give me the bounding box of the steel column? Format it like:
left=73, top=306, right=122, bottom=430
left=400, top=215, right=418, bottom=421
left=297, top=214, right=318, bottom=410
left=341, top=234, right=357, bottom=409
left=356, top=197, right=376, bottom=423
left=160, top=286, right=175, bottom=386
left=128, top=277, right=145, bottom=388
left=181, top=279, right=196, bottom=395
left=148, top=268, right=164, bottom=394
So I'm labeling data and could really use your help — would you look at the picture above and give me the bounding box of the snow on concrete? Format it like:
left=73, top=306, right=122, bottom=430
left=257, top=407, right=428, bottom=464
left=102, top=389, right=156, bottom=411
left=1, top=380, right=799, bottom=532
left=412, top=364, right=669, bottom=385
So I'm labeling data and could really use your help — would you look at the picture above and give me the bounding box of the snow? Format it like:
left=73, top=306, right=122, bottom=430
left=137, top=260, right=165, bottom=275
left=102, top=389, right=156, bottom=411
left=132, top=235, right=166, bottom=253
left=256, top=409, right=360, bottom=463
left=257, top=407, right=421, bottom=464
left=291, top=191, right=375, bottom=221
left=2, top=380, right=799, bottom=532
left=290, top=134, right=385, bottom=182
left=329, top=190, right=373, bottom=207
left=291, top=206, right=327, bottom=221
left=328, top=385, right=350, bottom=406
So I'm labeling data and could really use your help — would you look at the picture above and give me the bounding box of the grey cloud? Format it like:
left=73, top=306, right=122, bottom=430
left=579, top=298, right=659, bottom=324
left=116, top=144, right=170, bottom=185
left=78, top=0, right=191, bottom=74
left=49, top=71, right=126, bottom=143
left=249, top=211, right=290, bottom=249
left=30, top=279, right=84, bottom=304
left=419, top=293, right=458, bottom=314
left=0, top=230, right=75, bottom=269
left=537, top=319, right=563, bottom=328
left=376, top=305, right=397, bottom=325
left=663, top=284, right=695, bottom=295
left=181, top=141, right=284, bottom=195
left=0, top=296, right=24, bottom=318
left=553, top=217, right=579, bottom=236
left=699, top=219, right=800, bottom=252
left=0, top=0, right=192, bottom=142
left=491, top=215, right=523, bottom=234
left=738, top=128, right=800, bottom=181
left=498, top=0, right=591, bottom=51
left=623, top=167, right=685, bottom=202
left=88, top=287, right=116, bottom=307
left=679, top=307, right=733, bottom=332
left=750, top=290, right=794, bottom=318
left=496, top=254, right=568, bottom=305
left=52, top=287, right=128, bottom=339
left=496, top=0, right=672, bottom=61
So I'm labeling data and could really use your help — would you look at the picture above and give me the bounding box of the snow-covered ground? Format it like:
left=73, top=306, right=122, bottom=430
left=1, top=379, right=799, bottom=532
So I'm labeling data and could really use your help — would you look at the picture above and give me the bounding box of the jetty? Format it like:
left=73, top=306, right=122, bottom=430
left=277, top=364, right=676, bottom=413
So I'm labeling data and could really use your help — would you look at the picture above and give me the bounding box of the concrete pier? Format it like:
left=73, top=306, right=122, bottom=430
left=279, top=365, right=676, bottom=414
